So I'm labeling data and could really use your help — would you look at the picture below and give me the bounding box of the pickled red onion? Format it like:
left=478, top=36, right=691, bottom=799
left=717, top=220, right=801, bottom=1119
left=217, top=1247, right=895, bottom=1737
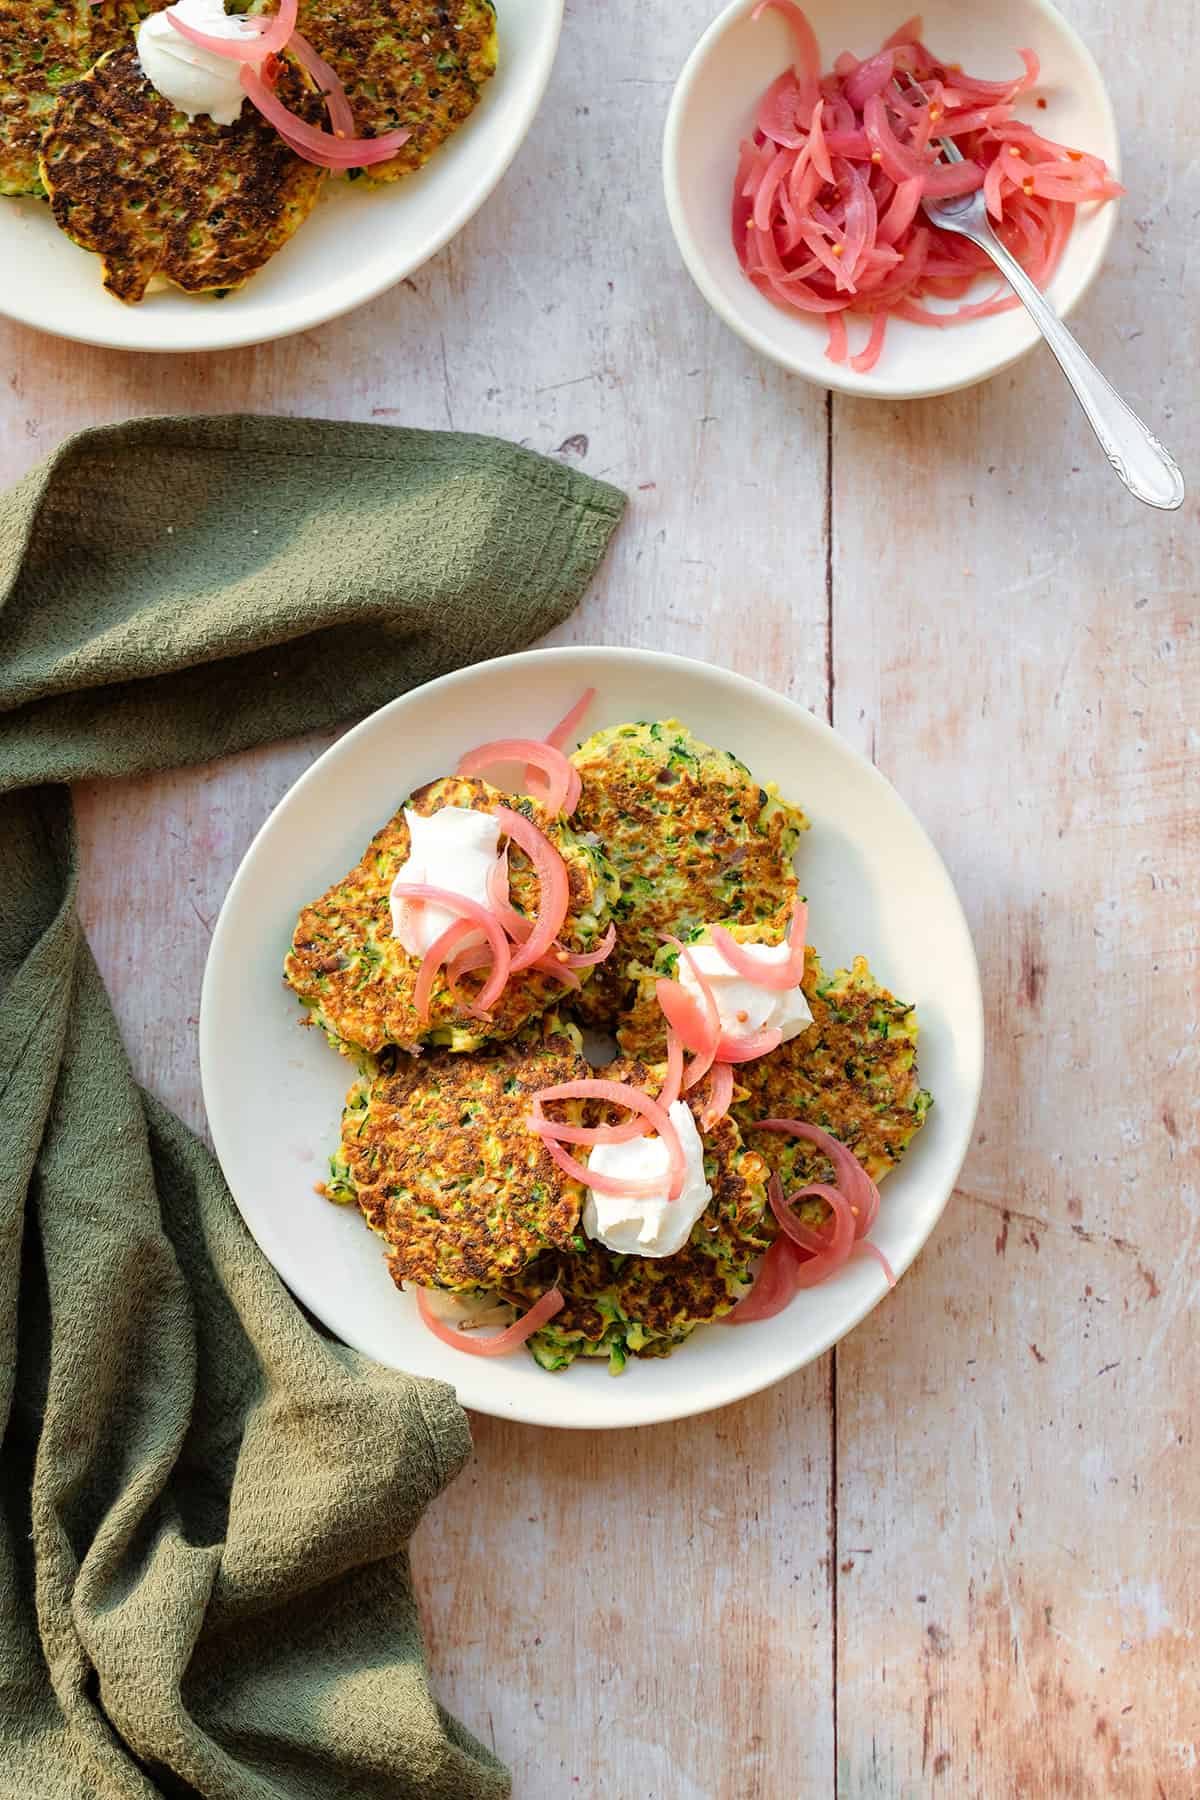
left=390, top=882, right=511, bottom=1017
left=416, top=1285, right=563, bottom=1356
left=723, top=1235, right=805, bottom=1323
left=710, top=898, right=807, bottom=991
left=769, top=1175, right=856, bottom=1284
left=457, top=738, right=580, bottom=818
left=288, top=27, right=355, bottom=139
left=656, top=937, right=721, bottom=1089
left=659, top=1031, right=686, bottom=1113
left=545, top=688, right=597, bottom=753
left=167, top=0, right=297, bottom=61
left=495, top=807, right=570, bottom=974
left=756, top=1117, right=881, bottom=1238
left=522, top=687, right=595, bottom=801
left=736, top=8, right=1120, bottom=369
left=752, top=0, right=820, bottom=112
left=486, top=857, right=611, bottom=971
left=655, top=974, right=715, bottom=1064
left=414, top=917, right=476, bottom=1024
left=530, top=1037, right=684, bottom=1159
left=486, top=852, right=531, bottom=943
left=858, top=1239, right=898, bottom=1286
left=240, top=64, right=410, bottom=168
left=449, top=937, right=580, bottom=997
left=700, top=1061, right=735, bottom=1131
left=558, top=922, right=616, bottom=969
left=530, top=1077, right=686, bottom=1200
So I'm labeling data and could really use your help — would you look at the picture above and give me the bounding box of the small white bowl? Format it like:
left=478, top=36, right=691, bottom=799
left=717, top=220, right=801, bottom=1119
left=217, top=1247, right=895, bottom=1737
left=662, top=0, right=1120, bottom=399
left=0, top=0, right=562, bottom=354
left=200, top=647, right=984, bottom=1431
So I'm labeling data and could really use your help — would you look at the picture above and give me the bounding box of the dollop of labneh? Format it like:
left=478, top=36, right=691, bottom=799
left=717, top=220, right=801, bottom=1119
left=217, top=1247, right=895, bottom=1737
left=389, top=806, right=503, bottom=957
left=583, top=1101, right=712, bottom=1258
left=678, top=938, right=813, bottom=1043
left=137, top=0, right=260, bottom=126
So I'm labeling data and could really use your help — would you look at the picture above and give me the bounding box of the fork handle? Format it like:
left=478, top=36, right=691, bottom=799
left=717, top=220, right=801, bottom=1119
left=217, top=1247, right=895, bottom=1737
left=964, top=225, right=1185, bottom=511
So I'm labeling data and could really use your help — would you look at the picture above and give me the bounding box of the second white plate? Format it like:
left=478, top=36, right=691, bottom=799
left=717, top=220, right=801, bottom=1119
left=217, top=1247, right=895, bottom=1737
left=1, top=0, right=563, bottom=352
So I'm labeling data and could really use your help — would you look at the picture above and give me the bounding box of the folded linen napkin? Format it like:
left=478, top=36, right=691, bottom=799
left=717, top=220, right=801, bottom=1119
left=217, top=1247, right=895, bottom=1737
left=0, top=415, right=624, bottom=1799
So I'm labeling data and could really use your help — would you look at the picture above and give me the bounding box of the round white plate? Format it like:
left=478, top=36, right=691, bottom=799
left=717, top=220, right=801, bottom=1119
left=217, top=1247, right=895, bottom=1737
left=200, top=648, right=984, bottom=1429
left=1, top=0, right=562, bottom=353
left=663, top=0, right=1120, bottom=399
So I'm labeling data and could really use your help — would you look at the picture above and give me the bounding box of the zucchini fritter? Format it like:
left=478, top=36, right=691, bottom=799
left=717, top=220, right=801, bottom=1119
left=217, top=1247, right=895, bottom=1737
left=569, top=721, right=808, bottom=1023
left=0, top=0, right=88, bottom=196
left=294, top=0, right=496, bottom=179
left=735, top=952, right=931, bottom=1189
left=87, top=0, right=171, bottom=62
left=39, top=45, right=325, bottom=302
left=324, top=1020, right=590, bottom=1293
left=0, top=1, right=189, bottom=198
left=285, top=776, right=619, bottom=1058
left=505, top=1064, right=772, bottom=1374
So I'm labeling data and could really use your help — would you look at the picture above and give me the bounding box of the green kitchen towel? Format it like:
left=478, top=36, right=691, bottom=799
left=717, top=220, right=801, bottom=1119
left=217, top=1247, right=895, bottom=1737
left=0, top=415, right=625, bottom=1800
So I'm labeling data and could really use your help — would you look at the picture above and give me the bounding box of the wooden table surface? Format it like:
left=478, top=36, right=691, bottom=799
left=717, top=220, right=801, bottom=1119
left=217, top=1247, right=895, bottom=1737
left=4, top=1, right=1196, bottom=1793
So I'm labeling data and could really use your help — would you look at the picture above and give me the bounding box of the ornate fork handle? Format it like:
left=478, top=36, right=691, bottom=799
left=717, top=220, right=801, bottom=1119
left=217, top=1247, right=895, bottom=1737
left=955, top=216, right=1184, bottom=511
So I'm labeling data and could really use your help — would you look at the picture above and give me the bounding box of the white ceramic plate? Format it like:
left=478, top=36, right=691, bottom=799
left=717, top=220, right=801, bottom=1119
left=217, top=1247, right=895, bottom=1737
left=663, top=0, right=1120, bottom=399
left=1, top=0, right=562, bottom=353
left=200, top=648, right=983, bottom=1429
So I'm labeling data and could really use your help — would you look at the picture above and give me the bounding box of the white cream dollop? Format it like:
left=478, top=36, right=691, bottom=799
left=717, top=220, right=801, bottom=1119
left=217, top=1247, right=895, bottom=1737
left=137, top=0, right=259, bottom=127
left=583, top=1101, right=712, bottom=1259
left=678, top=937, right=813, bottom=1043
left=389, top=806, right=503, bottom=958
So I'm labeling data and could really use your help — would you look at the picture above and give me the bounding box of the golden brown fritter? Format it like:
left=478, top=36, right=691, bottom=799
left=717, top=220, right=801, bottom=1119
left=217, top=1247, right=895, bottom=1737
left=0, top=0, right=89, bottom=196
left=39, top=46, right=325, bottom=302
left=87, top=0, right=170, bottom=62
left=0, top=1, right=245, bottom=198
left=293, top=0, right=496, bottom=179
left=504, top=1062, right=772, bottom=1372
left=285, top=776, right=618, bottom=1059
left=324, top=1022, right=589, bottom=1292
left=569, top=721, right=808, bottom=1019
left=735, top=952, right=931, bottom=1189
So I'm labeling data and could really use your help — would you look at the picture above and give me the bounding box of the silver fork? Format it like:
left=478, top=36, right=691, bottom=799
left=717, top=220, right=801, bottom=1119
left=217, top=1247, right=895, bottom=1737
left=897, top=76, right=1184, bottom=511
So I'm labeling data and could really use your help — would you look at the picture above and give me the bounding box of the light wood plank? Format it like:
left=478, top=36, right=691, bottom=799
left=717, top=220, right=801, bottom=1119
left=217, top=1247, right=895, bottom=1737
left=831, top=0, right=1198, bottom=1786
left=414, top=1370, right=834, bottom=1798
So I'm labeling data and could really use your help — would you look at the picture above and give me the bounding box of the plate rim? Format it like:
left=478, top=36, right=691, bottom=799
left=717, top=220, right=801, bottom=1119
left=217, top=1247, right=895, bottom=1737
left=200, top=645, right=985, bottom=1428
left=0, top=0, right=565, bottom=354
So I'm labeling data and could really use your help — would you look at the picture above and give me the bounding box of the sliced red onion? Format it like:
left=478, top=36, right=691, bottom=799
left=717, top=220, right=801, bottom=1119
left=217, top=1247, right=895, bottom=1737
left=390, top=882, right=511, bottom=1018
left=723, top=1235, right=805, bottom=1323
left=495, top=806, right=570, bottom=975
left=700, top=1061, right=735, bottom=1132
left=288, top=27, right=355, bottom=139
left=734, top=7, right=1116, bottom=372
left=458, top=737, right=579, bottom=818
left=417, top=1286, right=563, bottom=1357
left=530, top=1077, right=686, bottom=1199
left=167, top=0, right=297, bottom=62
left=240, top=64, right=410, bottom=168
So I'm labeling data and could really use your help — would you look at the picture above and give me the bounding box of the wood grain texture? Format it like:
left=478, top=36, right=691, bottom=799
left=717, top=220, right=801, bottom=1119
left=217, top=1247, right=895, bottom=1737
left=2, top=0, right=1196, bottom=1793
left=830, top=2, right=1198, bottom=1790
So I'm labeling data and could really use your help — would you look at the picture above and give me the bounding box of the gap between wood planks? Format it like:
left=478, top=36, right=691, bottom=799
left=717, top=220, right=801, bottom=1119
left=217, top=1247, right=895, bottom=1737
left=824, top=386, right=838, bottom=1793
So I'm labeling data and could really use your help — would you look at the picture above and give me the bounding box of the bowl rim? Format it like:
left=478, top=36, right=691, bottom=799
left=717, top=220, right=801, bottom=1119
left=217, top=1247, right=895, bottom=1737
left=0, top=0, right=564, bottom=355
left=199, top=644, right=985, bottom=1429
left=661, top=0, right=1121, bottom=400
